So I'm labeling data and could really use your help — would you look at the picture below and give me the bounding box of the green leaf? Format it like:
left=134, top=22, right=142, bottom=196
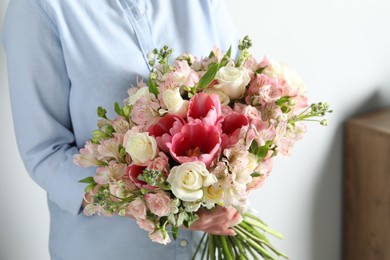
left=97, top=106, right=107, bottom=119
left=198, top=63, right=219, bottom=89
left=114, top=102, right=124, bottom=116
left=123, top=105, right=131, bottom=118
left=220, top=46, right=232, bottom=67
left=84, top=184, right=95, bottom=193
left=168, top=213, right=176, bottom=226
left=177, top=211, right=188, bottom=227
left=79, top=176, right=96, bottom=184
left=255, top=66, right=267, bottom=74
left=249, top=140, right=273, bottom=161
left=148, top=74, right=159, bottom=97
left=251, top=172, right=262, bottom=177
left=276, top=96, right=290, bottom=106
left=257, top=141, right=272, bottom=159
left=171, top=225, right=178, bottom=240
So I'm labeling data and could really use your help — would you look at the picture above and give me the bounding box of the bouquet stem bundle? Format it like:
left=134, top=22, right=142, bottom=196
left=193, top=213, right=288, bottom=260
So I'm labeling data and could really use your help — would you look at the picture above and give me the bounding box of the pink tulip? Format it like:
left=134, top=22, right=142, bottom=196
left=126, top=164, right=155, bottom=190
left=187, top=93, right=221, bottom=125
left=168, top=122, right=221, bottom=167
left=221, top=112, right=249, bottom=148
left=147, top=114, right=185, bottom=152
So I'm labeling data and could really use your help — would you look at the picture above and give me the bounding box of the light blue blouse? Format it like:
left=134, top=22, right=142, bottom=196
left=2, top=0, right=238, bottom=259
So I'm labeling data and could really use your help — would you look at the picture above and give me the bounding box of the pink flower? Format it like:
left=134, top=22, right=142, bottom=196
left=147, top=114, right=185, bottom=152
left=247, top=158, right=273, bottom=192
left=187, top=93, right=221, bottom=126
left=131, top=94, right=160, bottom=129
left=111, top=116, right=131, bottom=134
left=97, top=137, right=122, bottom=162
left=168, top=122, right=221, bottom=167
left=147, top=152, right=169, bottom=175
left=172, top=60, right=199, bottom=87
left=74, top=141, right=103, bottom=167
left=137, top=218, right=155, bottom=232
left=126, top=164, right=155, bottom=190
left=94, top=167, right=110, bottom=185
left=149, top=230, right=171, bottom=245
left=246, top=74, right=282, bottom=105
left=221, top=112, right=249, bottom=148
left=145, top=192, right=172, bottom=217
left=127, top=197, right=147, bottom=219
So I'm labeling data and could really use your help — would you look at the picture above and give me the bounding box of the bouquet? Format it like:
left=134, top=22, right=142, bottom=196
left=74, top=36, right=331, bottom=259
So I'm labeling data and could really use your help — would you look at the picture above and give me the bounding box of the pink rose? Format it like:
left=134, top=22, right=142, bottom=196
left=168, top=122, right=221, bottom=167
left=127, top=197, right=147, bottom=219
left=148, top=114, right=185, bottom=152
left=147, top=152, right=169, bottom=175
left=145, top=192, right=172, bottom=217
left=187, top=93, right=221, bottom=126
left=149, top=230, right=171, bottom=245
left=137, top=218, right=155, bottom=232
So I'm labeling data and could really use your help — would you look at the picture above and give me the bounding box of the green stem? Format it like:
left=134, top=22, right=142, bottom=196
left=219, top=236, right=234, bottom=260
left=200, top=236, right=209, bottom=260
left=229, top=237, right=248, bottom=260
left=208, top=235, right=216, bottom=260
left=237, top=224, right=288, bottom=259
left=234, top=226, right=277, bottom=260
left=192, top=232, right=207, bottom=260
left=243, top=219, right=283, bottom=239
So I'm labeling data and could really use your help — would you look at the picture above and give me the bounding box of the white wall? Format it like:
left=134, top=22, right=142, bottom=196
left=225, top=0, right=390, bottom=259
left=1, top=1, right=390, bottom=260
left=0, top=1, right=50, bottom=260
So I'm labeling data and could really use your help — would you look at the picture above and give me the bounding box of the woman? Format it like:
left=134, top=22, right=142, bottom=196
left=2, top=0, right=241, bottom=259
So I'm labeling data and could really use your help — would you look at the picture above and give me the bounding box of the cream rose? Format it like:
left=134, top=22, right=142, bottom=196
left=214, top=66, right=250, bottom=99
left=124, top=132, right=158, bottom=164
left=167, top=161, right=217, bottom=202
left=203, top=184, right=223, bottom=209
left=127, top=86, right=150, bottom=106
left=161, top=87, right=189, bottom=117
left=203, top=87, right=230, bottom=105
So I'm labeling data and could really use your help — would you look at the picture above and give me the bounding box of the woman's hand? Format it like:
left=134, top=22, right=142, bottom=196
left=189, top=206, right=242, bottom=236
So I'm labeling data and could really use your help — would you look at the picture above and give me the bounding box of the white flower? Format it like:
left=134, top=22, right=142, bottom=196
left=127, top=86, right=150, bottom=106
left=203, top=87, right=230, bottom=105
left=167, top=162, right=217, bottom=202
left=214, top=66, right=250, bottom=99
left=124, top=132, right=158, bottom=164
left=161, top=87, right=189, bottom=117
left=183, top=201, right=202, bottom=212
left=203, top=184, right=223, bottom=209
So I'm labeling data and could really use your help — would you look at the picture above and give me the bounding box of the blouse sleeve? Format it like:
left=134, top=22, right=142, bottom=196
left=2, top=0, right=94, bottom=216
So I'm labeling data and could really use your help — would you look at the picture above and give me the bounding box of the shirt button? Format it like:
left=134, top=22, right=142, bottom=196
left=180, top=239, right=188, bottom=247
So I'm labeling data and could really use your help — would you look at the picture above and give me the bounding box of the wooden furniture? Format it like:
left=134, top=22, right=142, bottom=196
left=344, top=108, right=390, bottom=260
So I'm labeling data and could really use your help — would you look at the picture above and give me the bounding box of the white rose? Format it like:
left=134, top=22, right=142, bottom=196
left=127, top=86, right=150, bottom=106
left=214, top=66, right=251, bottom=99
left=161, top=87, right=189, bottom=117
left=124, top=132, right=158, bottom=164
left=203, top=87, right=230, bottom=105
left=203, top=184, right=223, bottom=209
left=167, top=162, right=217, bottom=202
